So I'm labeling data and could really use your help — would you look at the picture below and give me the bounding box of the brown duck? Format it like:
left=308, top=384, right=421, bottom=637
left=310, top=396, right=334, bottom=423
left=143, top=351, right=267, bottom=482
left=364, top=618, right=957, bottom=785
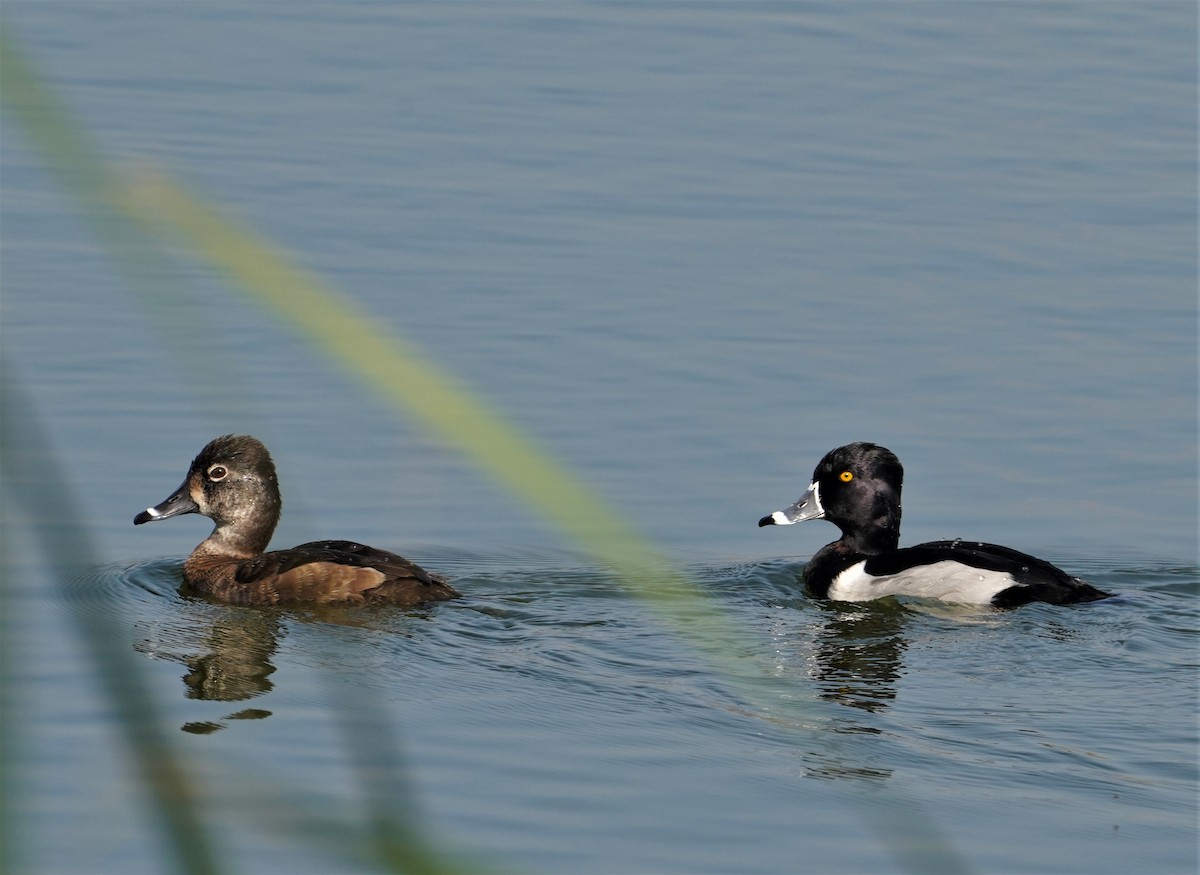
left=134, top=435, right=460, bottom=607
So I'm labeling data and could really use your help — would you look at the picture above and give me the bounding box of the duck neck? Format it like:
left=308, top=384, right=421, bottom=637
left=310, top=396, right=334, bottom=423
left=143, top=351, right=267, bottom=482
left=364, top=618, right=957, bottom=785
left=841, top=492, right=902, bottom=555
left=201, top=505, right=278, bottom=558
left=841, top=523, right=900, bottom=556
left=205, top=525, right=272, bottom=558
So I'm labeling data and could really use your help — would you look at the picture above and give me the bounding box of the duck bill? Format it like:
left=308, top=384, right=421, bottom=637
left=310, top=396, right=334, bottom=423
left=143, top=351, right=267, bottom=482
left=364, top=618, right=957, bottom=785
left=134, top=482, right=198, bottom=525
left=758, top=481, right=824, bottom=527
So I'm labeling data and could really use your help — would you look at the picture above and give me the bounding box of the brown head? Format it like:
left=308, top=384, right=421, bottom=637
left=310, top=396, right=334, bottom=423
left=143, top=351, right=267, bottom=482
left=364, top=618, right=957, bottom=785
left=135, top=435, right=282, bottom=556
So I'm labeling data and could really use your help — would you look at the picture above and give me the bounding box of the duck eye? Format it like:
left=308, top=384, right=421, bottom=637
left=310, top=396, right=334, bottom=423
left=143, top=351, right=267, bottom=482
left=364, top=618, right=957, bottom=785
left=207, top=465, right=228, bottom=482
left=839, top=471, right=854, bottom=482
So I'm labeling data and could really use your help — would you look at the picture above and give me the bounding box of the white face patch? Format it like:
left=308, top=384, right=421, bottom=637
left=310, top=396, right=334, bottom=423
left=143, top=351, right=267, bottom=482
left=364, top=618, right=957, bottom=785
left=780, top=481, right=823, bottom=523
left=763, top=480, right=825, bottom=526
left=806, top=481, right=822, bottom=514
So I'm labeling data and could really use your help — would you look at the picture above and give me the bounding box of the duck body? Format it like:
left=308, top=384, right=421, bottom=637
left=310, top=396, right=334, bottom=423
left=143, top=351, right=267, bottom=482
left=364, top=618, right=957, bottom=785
left=135, top=435, right=459, bottom=607
left=759, top=442, right=1110, bottom=608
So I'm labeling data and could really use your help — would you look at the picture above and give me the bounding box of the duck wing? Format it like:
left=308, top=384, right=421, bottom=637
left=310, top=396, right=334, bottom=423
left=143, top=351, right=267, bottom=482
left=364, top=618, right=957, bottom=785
left=231, top=540, right=459, bottom=605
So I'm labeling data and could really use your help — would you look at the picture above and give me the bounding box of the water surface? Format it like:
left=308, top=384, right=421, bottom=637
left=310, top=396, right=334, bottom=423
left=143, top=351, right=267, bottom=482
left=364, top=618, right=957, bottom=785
left=2, top=3, right=1196, bottom=873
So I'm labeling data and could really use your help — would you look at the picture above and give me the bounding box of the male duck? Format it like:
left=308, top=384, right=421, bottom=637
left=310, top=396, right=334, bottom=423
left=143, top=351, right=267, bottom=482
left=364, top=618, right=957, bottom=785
left=758, top=442, right=1110, bottom=607
left=135, top=435, right=460, bottom=607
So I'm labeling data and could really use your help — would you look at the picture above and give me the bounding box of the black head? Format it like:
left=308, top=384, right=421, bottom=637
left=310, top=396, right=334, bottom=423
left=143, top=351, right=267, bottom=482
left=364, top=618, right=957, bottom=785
left=759, top=442, right=904, bottom=554
left=134, top=435, right=282, bottom=551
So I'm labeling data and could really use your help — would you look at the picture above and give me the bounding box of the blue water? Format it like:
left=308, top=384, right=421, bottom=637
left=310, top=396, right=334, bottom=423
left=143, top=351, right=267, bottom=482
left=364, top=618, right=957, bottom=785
left=2, top=3, right=1196, bottom=874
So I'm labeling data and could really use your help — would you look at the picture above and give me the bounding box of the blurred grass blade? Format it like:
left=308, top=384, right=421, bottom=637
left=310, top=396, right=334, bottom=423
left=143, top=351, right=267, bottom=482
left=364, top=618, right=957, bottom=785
left=0, top=362, right=221, bottom=875
left=3, top=26, right=222, bottom=874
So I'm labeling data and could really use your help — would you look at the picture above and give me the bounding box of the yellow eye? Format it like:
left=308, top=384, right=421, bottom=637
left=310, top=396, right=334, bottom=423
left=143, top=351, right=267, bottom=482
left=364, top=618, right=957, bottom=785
left=839, top=471, right=854, bottom=482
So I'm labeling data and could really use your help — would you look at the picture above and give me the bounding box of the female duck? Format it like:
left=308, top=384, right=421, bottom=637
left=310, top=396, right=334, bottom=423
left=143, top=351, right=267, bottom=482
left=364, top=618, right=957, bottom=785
left=758, top=442, right=1110, bottom=607
left=135, top=435, right=460, bottom=607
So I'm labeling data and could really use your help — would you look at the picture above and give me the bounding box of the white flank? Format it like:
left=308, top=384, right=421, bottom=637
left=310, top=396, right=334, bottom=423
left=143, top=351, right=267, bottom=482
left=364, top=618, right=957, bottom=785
left=828, top=560, right=1018, bottom=604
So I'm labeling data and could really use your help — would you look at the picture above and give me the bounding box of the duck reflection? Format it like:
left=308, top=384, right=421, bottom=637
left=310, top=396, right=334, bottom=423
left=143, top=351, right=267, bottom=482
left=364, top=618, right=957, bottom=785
left=173, top=605, right=282, bottom=734
left=793, top=600, right=911, bottom=782
left=155, top=596, right=400, bottom=733
left=182, top=608, right=281, bottom=702
left=810, top=601, right=907, bottom=714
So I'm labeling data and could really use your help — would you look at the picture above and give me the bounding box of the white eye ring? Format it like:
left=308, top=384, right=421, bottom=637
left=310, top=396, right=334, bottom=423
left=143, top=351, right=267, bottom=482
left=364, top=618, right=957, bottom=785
left=207, top=464, right=229, bottom=482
